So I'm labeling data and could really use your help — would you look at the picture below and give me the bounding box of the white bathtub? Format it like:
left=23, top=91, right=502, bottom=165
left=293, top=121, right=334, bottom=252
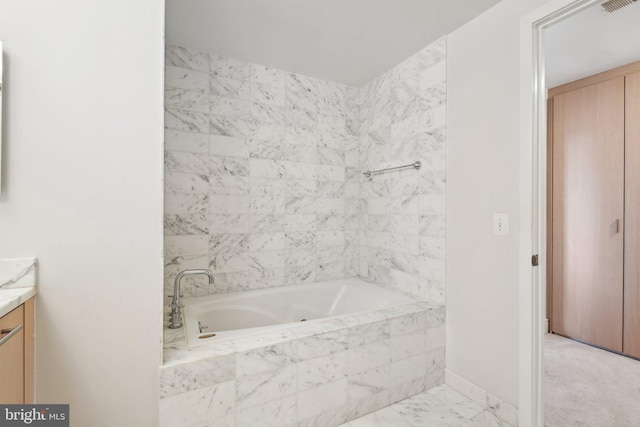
left=183, top=277, right=419, bottom=346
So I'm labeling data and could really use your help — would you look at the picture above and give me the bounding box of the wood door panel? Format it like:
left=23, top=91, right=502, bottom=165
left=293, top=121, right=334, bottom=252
left=624, top=72, right=640, bottom=358
left=551, top=77, right=625, bottom=352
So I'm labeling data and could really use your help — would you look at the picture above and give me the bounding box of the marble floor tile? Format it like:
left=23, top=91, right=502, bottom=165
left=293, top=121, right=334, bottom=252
left=341, top=385, right=513, bottom=427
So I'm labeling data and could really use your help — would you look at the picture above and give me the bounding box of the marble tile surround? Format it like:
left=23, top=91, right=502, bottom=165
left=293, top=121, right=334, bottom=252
left=160, top=302, right=445, bottom=427
left=164, top=45, right=359, bottom=300
left=163, top=36, right=447, bottom=304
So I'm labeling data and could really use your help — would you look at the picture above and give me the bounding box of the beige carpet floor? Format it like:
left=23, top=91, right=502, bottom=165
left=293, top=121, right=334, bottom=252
left=544, top=333, right=640, bottom=427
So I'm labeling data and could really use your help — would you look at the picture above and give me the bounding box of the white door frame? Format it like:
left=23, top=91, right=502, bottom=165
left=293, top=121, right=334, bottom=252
left=518, top=0, right=602, bottom=425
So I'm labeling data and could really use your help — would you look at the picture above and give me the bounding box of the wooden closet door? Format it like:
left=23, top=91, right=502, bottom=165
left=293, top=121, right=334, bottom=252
left=624, top=72, right=640, bottom=358
left=551, top=77, right=625, bottom=352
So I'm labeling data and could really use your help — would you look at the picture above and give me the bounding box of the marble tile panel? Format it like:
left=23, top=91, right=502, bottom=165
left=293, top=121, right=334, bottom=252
left=236, top=394, right=297, bottom=427
left=283, top=264, right=316, bottom=285
left=159, top=380, right=235, bottom=427
left=418, top=37, right=446, bottom=70
left=249, top=266, right=285, bottom=290
left=166, top=45, right=209, bottom=72
left=210, top=233, right=249, bottom=256
left=283, top=161, right=316, bottom=181
left=210, top=74, right=251, bottom=99
left=165, top=151, right=209, bottom=175
left=249, top=250, right=285, bottom=271
left=249, top=177, right=285, bottom=197
left=286, top=179, right=317, bottom=198
left=348, top=340, right=390, bottom=375
left=249, top=233, right=285, bottom=252
left=390, top=353, right=427, bottom=388
left=166, top=66, right=209, bottom=91
left=389, top=376, right=427, bottom=404
left=428, top=385, right=485, bottom=420
left=165, top=87, right=208, bottom=113
left=298, top=378, right=349, bottom=421
left=250, top=196, right=285, bottom=214
left=209, top=214, right=249, bottom=234
left=209, top=195, right=250, bottom=214
left=251, top=83, right=286, bottom=106
left=297, top=328, right=349, bottom=361
left=165, top=235, right=209, bottom=257
left=390, top=331, right=427, bottom=362
left=284, top=126, right=317, bottom=146
left=211, top=271, right=250, bottom=294
left=425, top=348, right=446, bottom=390
left=392, top=389, right=464, bottom=427
left=165, top=172, right=209, bottom=195
left=165, top=192, right=208, bottom=216
left=346, top=390, right=391, bottom=421
left=316, top=198, right=345, bottom=215
left=210, top=155, right=249, bottom=176
left=236, top=364, right=297, bottom=410
left=348, top=365, right=389, bottom=401
left=209, top=116, right=259, bottom=138
left=165, top=130, right=208, bottom=154
left=251, top=101, right=287, bottom=124
left=298, top=350, right=348, bottom=391
left=249, top=158, right=285, bottom=179
left=164, top=214, right=208, bottom=236
left=250, top=214, right=285, bottom=233
left=209, top=134, right=250, bottom=157
left=426, top=324, right=446, bottom=351
left=160, top=354, right=235, bottom=398
left=298, top=405, right=349, bottom=427
left=165, top=108, right=209, bottom=133
left=487, top=394, right=518, bottom=427
left=316, top=214, right=345, bottom=232
left=285, top=197, right=316, bottom=215
left=210, top=54, right=256, bottom=80
left=317, top=230, right=345, bottom=247
left=236, top=340, right=297, bottom=377
left=209, top=253, right=249, bottom=274
left=419, top=193, right=446, bottom=216
left=316, top=262, right=346, bottom=281
left=251, top=66, right=287, bottom=88
left=389, top=311, right=427, bottom=337
left=348, top=406, right=413, bottom=427
left=282, top=214, right=316, bottom=232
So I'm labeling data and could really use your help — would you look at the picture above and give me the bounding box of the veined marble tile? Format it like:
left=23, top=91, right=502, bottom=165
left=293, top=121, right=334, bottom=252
left=298, top=350, right=348, bottom=391
left=210, top=214, right=249, bottom=234
left=425, top=348, right=446, bottom=390
left=392, top=388, right=464, bottom=427
left=298, top=378, right=349, bottom=421
left=346, top=390, right=391, bottom=421
left=418, top=37, right=446, bottom=70
left=236, top=364, right=297, bottom=410
left=390, top=331, right=427, bottom=362
left=284, top=126, right=317, bottom=146
left=248, top=250, right=285, bottom=271
left=166, top=45, right=209, bottom=72
left=190, top=415, right=235, bottom=427
left=209, top=253, right=249, bottom=274
left=348, top=365, right=389, bottom=401
left=317, top=181, right=345, bottom=198
left=164, top=214, right=208, bottom=236
left=251, top=66, right=287, bottom=89
left=250, top=158, right=285, bottom=179
left=210, top=155, right=249, bottom=176
left=390, top=353, right=427, bottom=388
left=165, top=87, right=208, bottom=113
left=0, top=258, right=37, bottom=289
left=159, top=380, right=235, bottom=427
left=249, top=233, right=286, bottom=252
left=210, top=54, right=256, bottom=81
left=298, top=405, right=349, bottom=427
left=426, top=324, right=446, bottom=351
left=285, top=248, right=316, bottom=268
left=166, top=66, right=208, bottom=91
left=212, top=271, right=250, bottom=294
left=317, top=214, right=345, bottom=232
left=285, top=197, right=316, bottom=215
left=487, top=394, right=518, bottom=427
left=419, top=236, right=445, bottom=261
left=160, top=354, right=235, bottom=398
left=164, top=235, right=209, bottom=257
left=282, top=214, right=316, bottom=232
left=348, top=340, right=390, bottom=375
left=297, top=327, right=349, bottom=360
left=209, top=134, right=250, bottom=157
left=165, top=130, right=208, bottom=154
left=428, top=385, right=485, bottom=420
left=236, top=340, right=297, bottom=377
left=209, top=175, right=250, bottom=196
left=283, top=161, right=316, bottom=181
left=209, top=116, right=259, bottom=138
left=249, top=267, right=285, bottom=289
left=236, top=394, right=297, bottom=427
left=252, top=101, right=287, bottom=124
left=284, top=231, right=317, bottom=249
left=250, top=214, right=285, bottom=233
left=285, top=107, right=317, bottom=128
left=284, top=264, right=316, bottom=285
left=209, top=195, right=250, bottom=214
left=249, top=177, right=285, bottom=197
left=165, top=151, right=209, bottom=175
left=348, top=406, right=413, bottom=427
left=210, top=233, right=249, bottom=256
left=461, top=411, right=513, bottom=427
left=389, top=311, right=427, bottom=337
left=165, top=108, right=209, bottom=133
left=210, top=74, right=252, bottom=99
left=389, top=376, right=427, bottom=404
left=316, top=198, right=345, bottom=215
left=210, top=97, right=253, bottom=121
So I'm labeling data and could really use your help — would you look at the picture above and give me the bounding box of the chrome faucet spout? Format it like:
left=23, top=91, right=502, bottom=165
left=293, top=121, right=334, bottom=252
left=169, top=269, right=214, bottom=329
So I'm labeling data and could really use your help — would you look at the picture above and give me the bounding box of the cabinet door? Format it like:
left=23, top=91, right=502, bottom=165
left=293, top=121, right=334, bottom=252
left=0, top=306, right=25, bottom=403
left=551, top=77, right=625, bottom=352
left=624, top=72, right=640, bottom=358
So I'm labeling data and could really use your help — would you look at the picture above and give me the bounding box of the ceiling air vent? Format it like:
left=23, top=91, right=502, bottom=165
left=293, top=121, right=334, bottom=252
left=601, top=0, right=637, bottom=13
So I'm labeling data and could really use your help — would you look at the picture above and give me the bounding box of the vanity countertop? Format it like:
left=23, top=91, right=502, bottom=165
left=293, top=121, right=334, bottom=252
left=0, top=257, right=37, bottom=318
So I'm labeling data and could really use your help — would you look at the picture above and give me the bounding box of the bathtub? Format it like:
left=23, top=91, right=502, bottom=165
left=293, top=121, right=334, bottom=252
left=183, top=277, right=420, bottom=346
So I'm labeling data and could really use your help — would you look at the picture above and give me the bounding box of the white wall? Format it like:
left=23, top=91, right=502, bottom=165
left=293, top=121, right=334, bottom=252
left=446, top=0, right=549, bottom=407
left=0, top=1, right=164, bottom=426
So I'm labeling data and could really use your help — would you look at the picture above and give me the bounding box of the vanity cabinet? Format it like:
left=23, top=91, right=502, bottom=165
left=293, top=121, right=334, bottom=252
left=0, top=299, right=34, bottom=403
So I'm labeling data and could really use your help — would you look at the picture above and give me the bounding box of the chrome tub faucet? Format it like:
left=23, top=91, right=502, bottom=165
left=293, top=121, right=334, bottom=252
left=169, top=269, right=214, bottom=329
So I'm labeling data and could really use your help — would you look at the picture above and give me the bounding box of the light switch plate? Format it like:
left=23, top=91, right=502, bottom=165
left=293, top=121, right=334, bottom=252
left=493, top=213, right=509, bottom=236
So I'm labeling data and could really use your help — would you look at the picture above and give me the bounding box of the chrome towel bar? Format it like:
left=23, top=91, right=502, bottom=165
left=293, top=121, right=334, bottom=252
left=363, top=161, right=421, bottom=178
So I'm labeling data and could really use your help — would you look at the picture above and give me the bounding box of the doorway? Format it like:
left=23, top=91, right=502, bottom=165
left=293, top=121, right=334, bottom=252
left=521, top=0, right=640, bottom=425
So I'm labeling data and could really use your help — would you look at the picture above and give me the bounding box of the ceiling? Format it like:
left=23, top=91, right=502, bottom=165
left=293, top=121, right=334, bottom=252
left=545, top=0, right=640, bottom=88
left=165, top=0, right=501, bottom=87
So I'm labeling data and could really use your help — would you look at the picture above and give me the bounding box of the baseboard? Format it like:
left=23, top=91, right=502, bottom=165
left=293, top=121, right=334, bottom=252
left=445, top=369, right=518, bottom=426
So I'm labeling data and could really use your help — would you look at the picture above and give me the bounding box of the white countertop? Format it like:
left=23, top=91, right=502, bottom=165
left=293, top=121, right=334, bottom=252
left=0, top=257, right=37, bottom=318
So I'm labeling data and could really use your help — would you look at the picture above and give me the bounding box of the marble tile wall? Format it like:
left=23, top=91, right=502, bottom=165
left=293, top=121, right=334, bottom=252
left=357, top=37, right=447, bottom=302
left=160, top=303, right=445, bottom=427
left=164, top=45, right=360, bottom=298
